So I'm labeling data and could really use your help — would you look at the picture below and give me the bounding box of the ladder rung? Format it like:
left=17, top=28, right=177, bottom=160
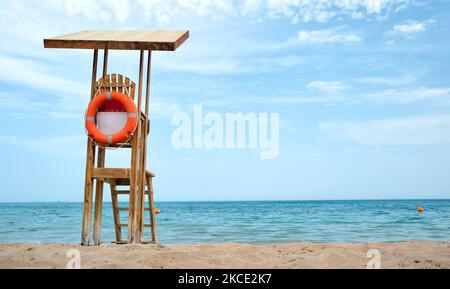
left=114, top=190, right=151, bottom=195
left=115, top=207, right=150, bottom=212
left=119, top=224, right=151, bottom=228
left=115, top=190, right=130, bottom=195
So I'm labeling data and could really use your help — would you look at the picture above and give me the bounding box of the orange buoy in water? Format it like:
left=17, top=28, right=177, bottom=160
left=155, top=209, right=161, bottom=214
left=418, top=207, right=424, bottom=213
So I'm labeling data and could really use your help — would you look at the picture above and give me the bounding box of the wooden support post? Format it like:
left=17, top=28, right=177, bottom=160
left=81, top=49, right=99, bottom=246
left=136, top=123, right=145, bottom=241
left=128, top=50, right=144, bottom=243
left=110, top=183, right=122, bottom=242
left=147, top=174, right=157, bottom=242
left=93, top=49, right=109, bottom=245
left=137, top=50, right=152, bottom=242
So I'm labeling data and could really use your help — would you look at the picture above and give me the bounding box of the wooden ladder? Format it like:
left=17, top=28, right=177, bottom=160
left=109, top=172, right=157, bottom=244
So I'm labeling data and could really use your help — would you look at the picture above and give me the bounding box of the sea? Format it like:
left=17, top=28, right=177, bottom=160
left=0, top=200, right=449, bottom=244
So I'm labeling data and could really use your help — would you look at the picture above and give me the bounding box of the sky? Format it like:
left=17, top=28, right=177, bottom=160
left=1, top=0, right=450, bottom=202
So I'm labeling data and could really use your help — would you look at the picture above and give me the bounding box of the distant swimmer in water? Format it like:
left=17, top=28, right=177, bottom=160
left=32, top=211, right=37, bottom=216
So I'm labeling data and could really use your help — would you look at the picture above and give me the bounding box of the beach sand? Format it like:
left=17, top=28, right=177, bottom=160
left=0, top=241, right=449, bottom=269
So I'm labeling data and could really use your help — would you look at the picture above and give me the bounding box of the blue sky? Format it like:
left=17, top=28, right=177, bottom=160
left=1, top=0, right=450, bottom=202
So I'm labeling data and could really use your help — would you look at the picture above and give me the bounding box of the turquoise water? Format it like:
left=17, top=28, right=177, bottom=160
left=0, top=200, right=449, bottom=244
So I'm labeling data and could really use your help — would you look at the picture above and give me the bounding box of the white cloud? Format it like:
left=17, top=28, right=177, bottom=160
left=394, top=20, right=433, bottom=33
left=0, top=54, right=86, bottom=97
left=57, top=0, right=414, bottom=24
left=249, top=95, right=349, bottom=105
left=64, top=0, right=111, bottom=22
left=1, top=0, right=413, bottom=28
left=357, top=73, right=419, bottom=86
left=150, top=99, right=184, bottom=117
left=0, top=53, right=88, bottom=119
left=215, top=86, right=450, bottom=107
left=297, top=28, right=362, bottom=45
left=156, top=53, right=303, bottom=74
left=363, top=87, right=450, bottom=104
left=157, top=55, right=242, bottom=74
left=242, top=0, right=412, bottom=23
left=137, top=0, right=233, bottom=24
left=307, top=81, right=351, bottom=93
left=319, top=114, right=450, bottom=146
left=103, top=0, right=132, bottom=23
left=387, top=19, right=435, bottom=38
left=256, top=55, right=303, bottom=67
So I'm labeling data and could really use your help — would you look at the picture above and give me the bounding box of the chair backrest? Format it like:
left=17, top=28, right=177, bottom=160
left=96, top=74, right=136, bottom=99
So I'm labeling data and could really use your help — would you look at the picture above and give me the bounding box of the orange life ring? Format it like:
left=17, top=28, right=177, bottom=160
left=85, top=91, right=138, bottom=146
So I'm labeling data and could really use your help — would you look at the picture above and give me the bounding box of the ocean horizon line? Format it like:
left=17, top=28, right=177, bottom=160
left=1, top=198, right=449, bottom=204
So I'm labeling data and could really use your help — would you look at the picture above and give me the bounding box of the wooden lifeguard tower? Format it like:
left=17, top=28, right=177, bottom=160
left=44, top=30, right=189, bottom=246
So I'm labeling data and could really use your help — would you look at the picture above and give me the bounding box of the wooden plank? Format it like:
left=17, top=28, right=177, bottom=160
left=44, top=30, right=189, bottom=51
left=114, top=190, right=130, bottom=195
left=118, top=224, right=152, bottom=228
left=103, top=75, right=110, bottom=93
left=144, top=51, right=152, bottom=118
left=136, top=51, right=150, bottom=242
left=110, top=179, right=131, bottom=186
left=117, top=74, right=123, bottom=93
left=110, top=184, right=122, bottom=242
left=102, top=49, right=109, bottom=79
left=128, top=50, right=145, bottom=243
left=135, top=51, right=145, bottom=242
left=93, top=49, right=109, bottom=246
left=137, top=50, right=152, bottom=242
left=116, top=207, right=149, bottom=212
left=81, top=49, right=98, bottom=246
left=130, top=81, right=136, bottom=100
left=147, top=174, right=157, bottom=242
left=114, top=190, right=151, bottom=195
left=137, top=122, right=146, bottom=241
left=92, top=177, right=104, bottom=245
left=96, top=82, right=130, bottom=89
left=93, top=168, right=130, bottom=179
left=118, top=224, right=153, bottom=228
left=111, top=73, right=117, bottom=92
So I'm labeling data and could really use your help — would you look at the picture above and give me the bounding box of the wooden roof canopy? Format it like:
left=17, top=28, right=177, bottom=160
left=44, top=30, right=189, bottom=51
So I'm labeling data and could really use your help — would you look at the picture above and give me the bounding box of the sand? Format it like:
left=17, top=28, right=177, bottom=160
left=0, top=241, right=449, bottom=269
